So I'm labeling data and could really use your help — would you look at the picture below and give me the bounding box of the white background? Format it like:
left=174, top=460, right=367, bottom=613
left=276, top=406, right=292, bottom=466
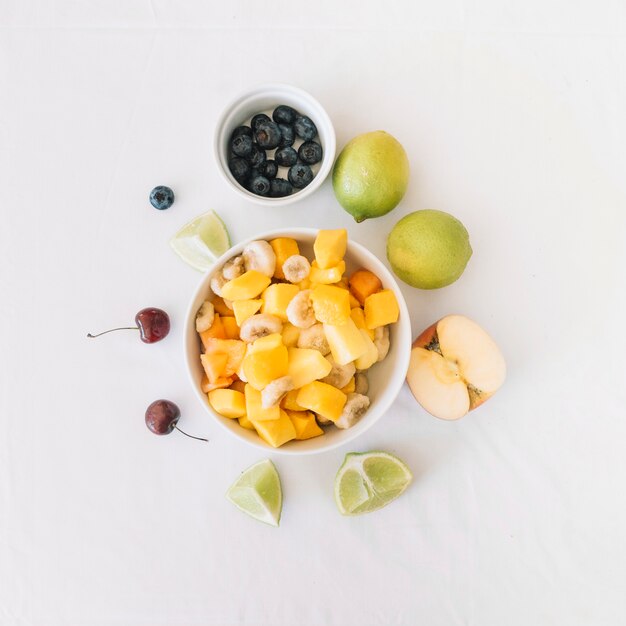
left=1, top=1, right=625, bottom=625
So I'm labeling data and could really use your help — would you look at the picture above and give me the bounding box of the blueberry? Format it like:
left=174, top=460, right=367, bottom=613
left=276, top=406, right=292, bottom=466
left=269, top=178, right=293, bottom=197
left=149, top=186, right=175, bottom=210
left=298, top=141, right=323, bottom=165
left=228, top=157, right=250, bottom=183
left=251, top=113, right=271, bottom=131
left=231, top=134, right=253, bottom=157
left=231, top=125, right=252, bottom=139
left=249, top=175, right=271, bottom=196
left=258, top=160, right=278, bottom=179
left=288, top=163, right=314, bottom=189
left=246, top=143, right=266, bottom=168
left=294, top=115, right=317, bottom=141
left=275, top=146, right=298, bottom=167
left=273, top=105, right=298, bottom=125
left=278, top=124, right=295, bottom=147
left=255, top=121, right=281, bottom=149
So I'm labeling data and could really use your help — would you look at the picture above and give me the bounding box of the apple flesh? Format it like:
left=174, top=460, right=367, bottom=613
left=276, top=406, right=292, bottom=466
left=406, top=315, right=506, bottom=420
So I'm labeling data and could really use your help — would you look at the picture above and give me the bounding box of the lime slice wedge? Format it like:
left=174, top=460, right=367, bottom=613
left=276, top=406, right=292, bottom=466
left=170, top=210, right=230, bottom=272
left=226, top=459, right=282, bottom=527
left=334, top=451, right=412, bottom=515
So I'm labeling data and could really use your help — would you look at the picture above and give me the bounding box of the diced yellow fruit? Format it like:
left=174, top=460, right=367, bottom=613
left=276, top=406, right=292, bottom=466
left=310, top=285, right=351, bottom=325
left=251, top=409, right=297, bottom=448
left=349, top=293, right=361, bottom=309
left=233, top=299, right=263, bottom=326
left=314, top=229, right=347, bottom=269
left=208, top=389, right=246, bottom=418
left=242, top=345, right=289, bottom=390
left=309, top=260, right=346, bottom=285
left=281, top=322, right=300, bottom=347
left=287, top=347, right=333, bottom=389
left=281, top=389, right=307, bottom=411
left=297, top=277, right=311, bottom=290
left=199, top=314, right=226, bottom=344
left=221, top=270, right=271, bottom=301
left=340, top=377, right=356, bottom=394
left=212, top=296, right=235, bottom=317
left=202, top=338, right=246, bottom=377
left=238, top=415, right=256, bottom=430
left=285, top=410, right=324, bottom=440
left=270, top=238, right=300, bottom=279
left=354, top=329, right=379, bottom=370
left=247, top=333, right=283, bottom=354
left=222, top=316, right=240, bottom=340
left=296, top=381, right=347, bottom=423
left=261, top=283, right=300, bottom=321
left=201, top=375, right=232, bottom=393
left=244, top=384, right=281, bottom=421
left=364, top=289, right=400, bottom=329
left=229, top=379, right=246, bottom=393
left=349, top=269, right=383, bottom=306
left=200, top=352, right=229, bottom=384
left=350, top=307, right=375, bottom=340
left=323, top=319, right=368, bottom=365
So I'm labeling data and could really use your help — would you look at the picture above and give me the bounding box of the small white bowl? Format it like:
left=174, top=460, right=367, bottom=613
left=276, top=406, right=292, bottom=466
left=213, top=84, right=336, bottom=207
left=184, top=229, right=412, bottom=455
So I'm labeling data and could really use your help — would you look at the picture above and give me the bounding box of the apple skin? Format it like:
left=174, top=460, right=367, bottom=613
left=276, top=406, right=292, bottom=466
left=412, top=322, right=438, bottom=349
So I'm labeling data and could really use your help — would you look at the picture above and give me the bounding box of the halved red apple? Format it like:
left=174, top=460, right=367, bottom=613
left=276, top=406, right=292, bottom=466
left=406, top=315, right=506, bottom=420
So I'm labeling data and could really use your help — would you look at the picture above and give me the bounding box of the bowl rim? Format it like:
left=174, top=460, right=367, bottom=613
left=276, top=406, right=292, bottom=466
left=183, top=227, right=412, bottom=455
left=213, top=83, right=336, bottom=208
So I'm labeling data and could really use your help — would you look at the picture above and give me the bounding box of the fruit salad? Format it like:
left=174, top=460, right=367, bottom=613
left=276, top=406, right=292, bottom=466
left=194, top=229, right=400, bottom=448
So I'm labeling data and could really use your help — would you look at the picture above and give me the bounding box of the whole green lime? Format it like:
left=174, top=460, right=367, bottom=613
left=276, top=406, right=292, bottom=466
left=387, top=210, right=472, bottom=289
left=332, top=131, right=409, bottom=222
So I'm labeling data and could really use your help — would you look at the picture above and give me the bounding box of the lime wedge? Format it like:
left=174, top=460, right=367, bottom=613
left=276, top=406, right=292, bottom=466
left=334, top=451, right=412, bottom=515
left=226, top=459, right=282, bottom=527
left=170, top=210, right=230, bottom=272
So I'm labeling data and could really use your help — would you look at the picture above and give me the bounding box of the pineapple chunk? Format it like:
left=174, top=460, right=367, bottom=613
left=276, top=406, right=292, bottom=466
left=354, top=329, right=379, bottom=370
left=238, top=415, right=256, bottom=430
left=296, top=381, right=347, bottom=422
left=242, top=345, right=289, bottom=390
left=201, top=338, right=246, bottom=377
left=310, top=285, right=351, bottom=325
left=200, top=352, right=229, bottom=384
left=313, top=229, right=347, bottom=269
left=261, top=283, right=300, bottom=321
left=199, top=314, right=226, bottom=344
left=233, top=299, right=263, bottom=326
left=340, top=377, right=356, bottom=394
left=247, top=333, right=283, bottom=354
left=281, top=389, right=307, bottom=411
left=285, top=410, right=324, bottom=440
left=270, top=237, right=300, bottom=279
left=222, top=316, right=240, bottom=340
left=309, top=260, right=346, bottom=285
left=208, top=389, right=246, bottom=418
left=323, top=319, right=368, bottom=365
left=251, top=409, right=297, bottom=448
left=364, top=289, right=400, bottom=329
left=221, top=270, right=271, bottom=301
left=244, top=384, right=280, bottom=421
left=350, top=307, right=375, bottom=340
left=287, top=347, right=333, bottom=389
left=281, top=322, right=300, bottom=347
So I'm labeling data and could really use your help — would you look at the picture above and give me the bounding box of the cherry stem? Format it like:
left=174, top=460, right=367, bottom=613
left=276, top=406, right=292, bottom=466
left=175, top=426, right=208, bottom=442
left=87, top=327, right=139, bottom=338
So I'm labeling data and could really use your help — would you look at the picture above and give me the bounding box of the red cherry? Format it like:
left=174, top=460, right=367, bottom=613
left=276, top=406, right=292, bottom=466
left=145, top=400, right=207, bottom=442
left=87, top=308, right=170, bottom=343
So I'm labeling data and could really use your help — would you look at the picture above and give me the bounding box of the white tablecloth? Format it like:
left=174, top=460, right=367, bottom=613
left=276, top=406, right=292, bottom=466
left=1, top=2, right=625, bottom=624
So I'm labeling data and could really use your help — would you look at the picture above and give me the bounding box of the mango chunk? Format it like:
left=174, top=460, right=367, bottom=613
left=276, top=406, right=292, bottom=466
left=270, top=238, right=300, bottom=279
left=200, top=352, right=229, bottom=384
left=212, top=296, right=235, bottom=317
left=313, top=229, right=347, bottom=269
left=199, top=314, right=226, bottom=344
left=309, top=260, right=346, bottom=285
left=247, top=333, right=283, bottom=354
left=251, top=409, right=297, bottom=448
left=323, top=319, right=368, bottom=365
left=285, top=410, right=324, bottom=440
left=349, top=269, right=383, bottom=306
left=364, top=289, right=399, bottom=329
left=244, top=384, right=281, bottom=421
left=287, top=347, right=333, bottom=389
left=229, top=379, right=247, bottom=393
left=233, top=299, right=263, bottom=326
left=221, top=270, right=271, bottom=301
left=310, top=285, right=351, bottom=325
left=281, top=322, right=300, bottom=348
left=261, top=283, right=300, bottom=321
left=340, top=377, right=356, bottom=394
left=296, top=381, right=347, bottom=423
left=281, top=389, right=307, bottom=411
left=201, top=375, right=232, bottom=393
left=354, top=329, right=379, bottom=370
left=350, top=307, right=375, bottom=340
left=238, top=415, right=256, bottom=430
left=208, top=389, right=246, bottom=418
left=201, top=338, right=246, bottom=377
left=222, top=316, right=240, bottom=340
left=242, top=345, right=289, bottom=390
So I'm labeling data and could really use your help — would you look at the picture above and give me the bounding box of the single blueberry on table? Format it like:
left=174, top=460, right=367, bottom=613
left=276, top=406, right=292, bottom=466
left=246, top=143, right=267, bottom=168
left=231, top=134, right=253, bottom=157
left=269, top=178, right=293, bottom=197
left=273, top=105, right=298, bottom=125
left=251, top=113, right=271, bottom=131
left=258, top=160, right=278, bottom=179
left=275, top=146, right=298, bottom=167
left=229, top=157, right=250, bottom=183
left=298, top=141, right=323, bottom=165
left=294, top=115, right=318, bottom=141
left=149, top=186, right=175, bottom=210
left=277, top=124, right=295, bottom=147
left=249, top=175, right=271, bottom=196
left=231, top=125, right=253, bottom=139
left=255, top=121, right=282, bottom=149
left=288, top=163, right=314, bottom=189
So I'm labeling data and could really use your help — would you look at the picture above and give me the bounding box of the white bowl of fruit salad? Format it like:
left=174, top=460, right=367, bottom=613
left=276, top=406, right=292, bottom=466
left=184, top=228, right=411, bottom=454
